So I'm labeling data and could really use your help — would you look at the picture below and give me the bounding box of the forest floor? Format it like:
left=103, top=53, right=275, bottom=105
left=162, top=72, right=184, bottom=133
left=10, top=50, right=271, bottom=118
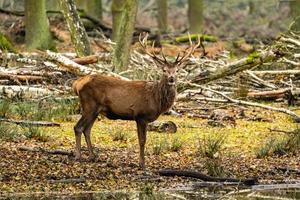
left=0, top=105, right=299, bottom=195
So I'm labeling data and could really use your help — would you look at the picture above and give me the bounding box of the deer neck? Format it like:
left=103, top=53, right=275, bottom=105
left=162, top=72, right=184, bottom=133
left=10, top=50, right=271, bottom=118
left=157, top=76, right=177, bottom=113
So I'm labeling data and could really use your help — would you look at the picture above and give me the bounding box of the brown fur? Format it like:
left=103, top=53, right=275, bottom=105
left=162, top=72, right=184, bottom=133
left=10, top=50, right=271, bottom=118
left=73, top=72, right=176, bottom=168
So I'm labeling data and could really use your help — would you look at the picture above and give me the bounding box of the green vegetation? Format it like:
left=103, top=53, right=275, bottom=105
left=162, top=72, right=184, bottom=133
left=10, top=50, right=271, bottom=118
left=197, top=132, right=226, bottom=159
left=0, top=32, right=16, bottom=52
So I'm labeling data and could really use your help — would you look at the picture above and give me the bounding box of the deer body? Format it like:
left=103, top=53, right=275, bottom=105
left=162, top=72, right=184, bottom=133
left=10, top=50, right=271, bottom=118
left=73, top=74, right=176, bottom=168
left=73, top=34, right=200, bottom=168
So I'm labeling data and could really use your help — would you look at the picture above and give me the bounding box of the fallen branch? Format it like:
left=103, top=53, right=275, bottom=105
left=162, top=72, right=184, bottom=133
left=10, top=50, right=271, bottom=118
left=18, top=146, right=72, bottom=156
left=192, top=84, right=300, bottom=122
left=0, top=119, right=60, bottom=127
left=158, top=169, right=257, bottom=186
left=48, top=178, right=85, bottom=184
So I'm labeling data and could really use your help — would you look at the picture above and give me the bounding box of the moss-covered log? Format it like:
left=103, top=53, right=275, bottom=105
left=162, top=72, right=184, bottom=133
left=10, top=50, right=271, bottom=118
left=59, top=0, right=92, bottom=56
left=112, top=0, right=138, bottom=72
left=192, top=50, right=280, bottom=84
left=25, top=0, right=54, bottom=50
left=161, top=34, right=217, bottom=44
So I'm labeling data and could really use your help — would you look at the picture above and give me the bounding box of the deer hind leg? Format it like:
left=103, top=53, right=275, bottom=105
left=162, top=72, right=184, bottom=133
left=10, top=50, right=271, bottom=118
left=83, top=108, right=101, bottom=161
left=136, top=119, right=148, bottom=169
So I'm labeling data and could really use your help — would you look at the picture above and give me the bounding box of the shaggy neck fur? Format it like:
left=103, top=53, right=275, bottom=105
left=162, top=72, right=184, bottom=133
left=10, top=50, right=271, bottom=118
left=156, top=76, right=177, bottom=114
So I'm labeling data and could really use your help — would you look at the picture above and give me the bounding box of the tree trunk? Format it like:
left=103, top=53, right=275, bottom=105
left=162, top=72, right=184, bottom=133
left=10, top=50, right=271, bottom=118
left=112, top=0, right=138, bottom=72
left=188, top=0, right=203, bottom=34
left=75, top=0, right=85, bottom=10
left=59, top=0, right=92, bottom=56
left=25, top=0, right=53, bottom=50
left=86, top=0, right=102, bottom=21
left=156, top=0, right=168, bottom=33
left=46, top=0, right=60, bottom=11
left=290, top=0, right=300, bottom=31
left=111, top=0, right=126, bottom=41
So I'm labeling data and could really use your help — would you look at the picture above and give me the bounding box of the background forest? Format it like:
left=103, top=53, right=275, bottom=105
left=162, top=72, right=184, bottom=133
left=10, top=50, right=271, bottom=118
left=0, top=0, right=299, bottom=199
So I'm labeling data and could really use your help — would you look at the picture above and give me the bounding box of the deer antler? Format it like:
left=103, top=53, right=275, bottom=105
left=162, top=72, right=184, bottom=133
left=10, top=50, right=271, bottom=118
left=139, top=33, right=169, bottom=66
left=174, top=34, right=202, bottom=66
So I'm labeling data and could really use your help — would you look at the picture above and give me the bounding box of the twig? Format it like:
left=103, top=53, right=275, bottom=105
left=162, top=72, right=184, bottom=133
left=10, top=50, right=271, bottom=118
left=0, top=119, right=60, bottom=127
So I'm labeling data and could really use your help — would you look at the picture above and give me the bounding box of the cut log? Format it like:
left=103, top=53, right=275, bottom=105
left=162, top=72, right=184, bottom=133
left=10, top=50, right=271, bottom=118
left=72, top=55, right=98, bottom=65
left=0, top=119, right=60, bottom=127
left=158, top=169, right=257, bottom=186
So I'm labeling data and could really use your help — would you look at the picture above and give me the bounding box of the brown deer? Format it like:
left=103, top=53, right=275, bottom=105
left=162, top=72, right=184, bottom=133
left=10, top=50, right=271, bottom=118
left=72, top=35, right=200, bottom=168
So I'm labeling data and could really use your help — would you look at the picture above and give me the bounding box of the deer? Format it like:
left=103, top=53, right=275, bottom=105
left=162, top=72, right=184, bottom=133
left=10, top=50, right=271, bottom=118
left=72, top=34, right=200, bottom=169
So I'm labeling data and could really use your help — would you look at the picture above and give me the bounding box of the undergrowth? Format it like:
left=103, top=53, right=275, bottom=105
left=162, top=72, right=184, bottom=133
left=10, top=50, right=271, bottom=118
left=257, top=129, right=300, bottom=158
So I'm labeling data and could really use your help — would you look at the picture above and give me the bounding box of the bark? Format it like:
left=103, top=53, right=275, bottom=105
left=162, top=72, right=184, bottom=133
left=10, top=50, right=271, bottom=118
left=25, top=0, right=53, bottom=50
left=86, top=0, right=102, bottom=21
left=290, top=0, right=300, bottom=31
left=59, top=0, right=92, bottom=56
left=112, top=0, right=138, bottom=72
left=111, top=0, right=126, bottom=41
left=156, top=0, right=168, bottom=33
left=188, top=0, right=203, bottom=34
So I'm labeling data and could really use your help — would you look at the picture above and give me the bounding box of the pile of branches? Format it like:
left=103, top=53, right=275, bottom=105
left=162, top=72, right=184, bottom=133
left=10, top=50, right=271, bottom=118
left=0, top=32, right=299, bottom=121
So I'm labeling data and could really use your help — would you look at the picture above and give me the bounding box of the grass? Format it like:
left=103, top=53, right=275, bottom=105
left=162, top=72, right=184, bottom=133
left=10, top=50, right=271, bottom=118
left=0, top=123, right=22, bottom=141
left=197, top=132, right=226, bottom=159
left=257, top=130, right=300, bottom=158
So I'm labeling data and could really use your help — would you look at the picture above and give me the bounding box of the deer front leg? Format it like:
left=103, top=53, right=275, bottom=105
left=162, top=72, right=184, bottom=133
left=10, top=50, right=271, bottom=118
left=136, top=119, right=147, bottom=169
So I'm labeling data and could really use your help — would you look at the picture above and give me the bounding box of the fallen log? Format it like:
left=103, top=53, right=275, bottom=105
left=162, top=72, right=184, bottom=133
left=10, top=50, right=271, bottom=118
left=189, top=83, right=300, bottom=122
left=0, top=85, right=58, bottom=99
left=0, top=73, right=45, bottom=82
left=18, top=146, right=73, bottom=156
left=192, top=50, right=280, bottom=84
left=46, top=50, right=129, bottom=80
left=0, top=119, right=60, bottom=127
left=158, top=169, right=257, bottom=186
left=251, top=70, right=300, bottom=76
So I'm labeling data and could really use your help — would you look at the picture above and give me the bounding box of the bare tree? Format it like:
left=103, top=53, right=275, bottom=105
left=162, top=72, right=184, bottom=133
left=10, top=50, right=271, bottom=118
left=25, top=0, right=53, bottom=50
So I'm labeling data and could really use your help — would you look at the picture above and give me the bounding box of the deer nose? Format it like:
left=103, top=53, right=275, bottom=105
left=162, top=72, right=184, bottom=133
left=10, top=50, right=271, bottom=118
left=169, top=77, right=175, bottom=83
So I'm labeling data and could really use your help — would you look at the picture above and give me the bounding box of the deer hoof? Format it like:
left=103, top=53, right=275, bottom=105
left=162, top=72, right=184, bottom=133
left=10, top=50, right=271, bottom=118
left=88, top=155, right=96, bottom=162
left=74, top=155, right=82, bottom=161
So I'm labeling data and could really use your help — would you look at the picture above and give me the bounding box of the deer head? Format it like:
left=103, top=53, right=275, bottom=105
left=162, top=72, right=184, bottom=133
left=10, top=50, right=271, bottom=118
left=139, top=34, right=201, bottom=86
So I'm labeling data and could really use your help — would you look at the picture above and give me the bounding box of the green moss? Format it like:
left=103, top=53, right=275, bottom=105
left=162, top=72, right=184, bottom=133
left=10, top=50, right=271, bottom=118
left=0, top=33, right=16, bottom=52
left=246, top=51, right=260, bottom=64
